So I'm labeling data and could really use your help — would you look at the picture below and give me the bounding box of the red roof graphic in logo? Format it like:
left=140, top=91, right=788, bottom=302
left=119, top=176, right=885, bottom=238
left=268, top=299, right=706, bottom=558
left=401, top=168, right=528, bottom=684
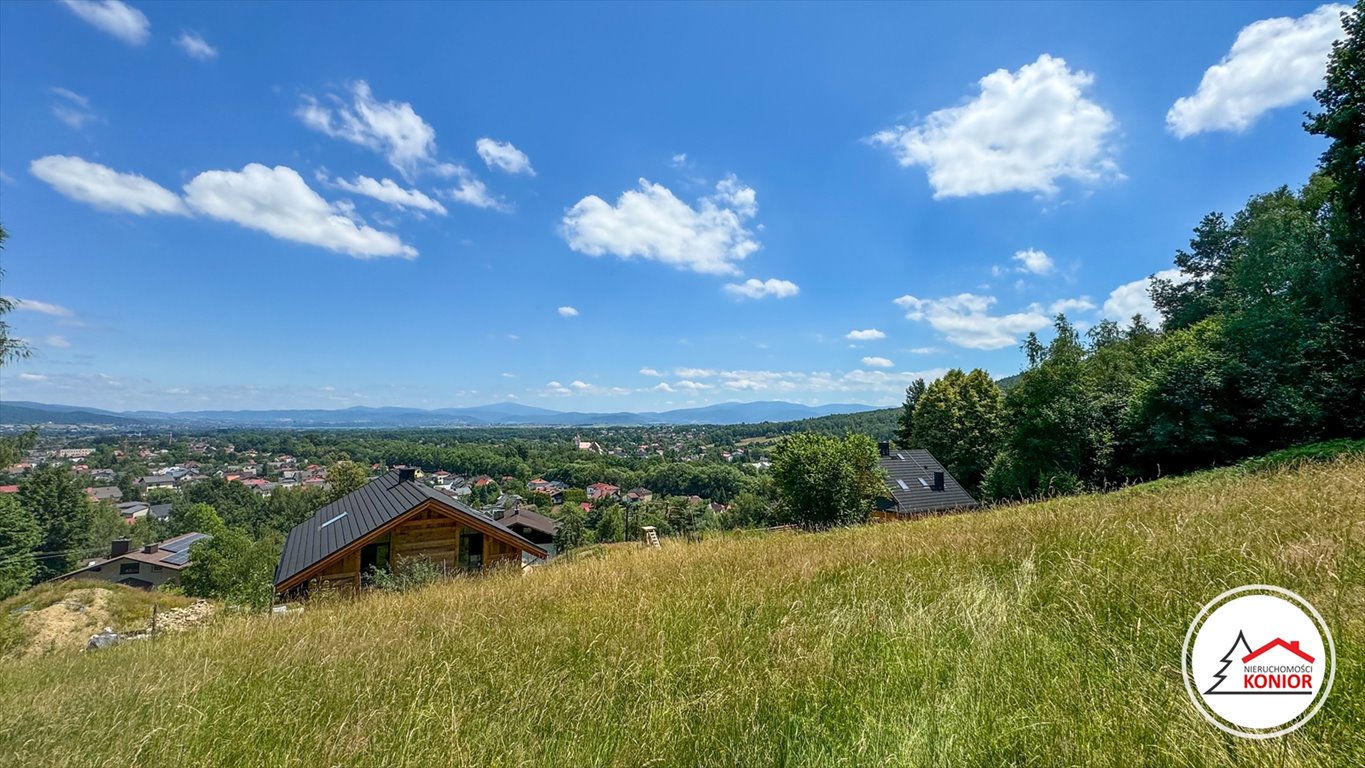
left=1242, top=638, right=1315, bottom=664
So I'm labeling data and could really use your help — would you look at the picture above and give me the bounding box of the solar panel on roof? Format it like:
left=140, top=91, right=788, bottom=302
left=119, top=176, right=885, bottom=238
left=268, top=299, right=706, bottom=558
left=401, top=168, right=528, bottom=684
left=162, top=533, right=208, bottom=553
left=164, top=551, right=192, bottom=566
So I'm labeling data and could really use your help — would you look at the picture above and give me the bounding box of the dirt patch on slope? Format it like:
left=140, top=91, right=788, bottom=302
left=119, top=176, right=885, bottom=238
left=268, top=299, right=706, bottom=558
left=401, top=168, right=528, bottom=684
left=19, top=589, right=112, bottom=658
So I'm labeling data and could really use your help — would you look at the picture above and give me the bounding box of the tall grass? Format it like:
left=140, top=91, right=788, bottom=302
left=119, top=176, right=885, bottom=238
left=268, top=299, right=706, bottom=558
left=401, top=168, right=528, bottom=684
left=1, top=457, right=1362, bottom=766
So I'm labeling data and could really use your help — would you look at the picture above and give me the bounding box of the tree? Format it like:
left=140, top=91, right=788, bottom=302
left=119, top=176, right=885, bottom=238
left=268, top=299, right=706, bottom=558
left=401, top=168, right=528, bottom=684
left=554, top=506, right=588, bottom=554
left=1306, top=1, right=1365, bottom=371
left=180, top=529, right=282, bottom=611
left=19, top=464, right=96, bottom=581
left=770, top=432, right=883, bottom=526
left=325, top=461, right=370, bottom=502
left=908, top=369, right=1002, bottom=493
left=984, top=317, right=1100, bottom=500
left=170, top=502, right=226, bottom=537
left=0, top=494, right=40, bottom=598
left=595, top=505, right=625, bottom=543
left=0, top=224, right=32, bottom=366
left=896, top=378, right=927, bottom=447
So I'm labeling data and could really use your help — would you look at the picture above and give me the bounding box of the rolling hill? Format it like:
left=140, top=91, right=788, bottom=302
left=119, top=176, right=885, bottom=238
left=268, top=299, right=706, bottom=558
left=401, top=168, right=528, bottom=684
left=1, top=454, right=1359, bottom=766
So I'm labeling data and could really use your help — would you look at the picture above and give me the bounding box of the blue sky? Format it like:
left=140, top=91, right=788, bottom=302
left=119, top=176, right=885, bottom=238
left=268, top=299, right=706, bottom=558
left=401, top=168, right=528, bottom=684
left=0, top=1, right=1350, bottom=412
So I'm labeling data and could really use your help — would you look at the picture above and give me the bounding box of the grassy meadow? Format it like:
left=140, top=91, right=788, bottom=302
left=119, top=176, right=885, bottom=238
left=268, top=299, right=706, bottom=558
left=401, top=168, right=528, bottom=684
left=1, top=456, right=1362, bottom=766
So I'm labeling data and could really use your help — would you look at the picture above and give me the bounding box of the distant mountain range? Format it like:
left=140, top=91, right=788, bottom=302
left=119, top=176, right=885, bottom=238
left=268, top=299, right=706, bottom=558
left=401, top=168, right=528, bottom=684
left=0, top=400, right=880, bottom=428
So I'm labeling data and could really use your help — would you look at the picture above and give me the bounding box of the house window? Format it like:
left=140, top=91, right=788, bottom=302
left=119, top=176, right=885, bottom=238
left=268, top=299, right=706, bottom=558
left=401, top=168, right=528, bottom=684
left=119, top=562, right=140, bottom=575
left=458, top=531, right=484, bottom=572
left=152, top=565, right=163, bottom=572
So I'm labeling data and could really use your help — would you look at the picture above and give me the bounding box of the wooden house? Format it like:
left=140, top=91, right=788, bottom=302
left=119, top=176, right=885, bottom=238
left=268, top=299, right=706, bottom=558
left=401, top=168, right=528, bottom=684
left=274, top=468, right=547, bottom=596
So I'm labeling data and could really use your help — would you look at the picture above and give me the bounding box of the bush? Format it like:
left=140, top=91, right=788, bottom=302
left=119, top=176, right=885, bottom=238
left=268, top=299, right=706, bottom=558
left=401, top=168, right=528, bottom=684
left=366, top=557, right=447, bottom=592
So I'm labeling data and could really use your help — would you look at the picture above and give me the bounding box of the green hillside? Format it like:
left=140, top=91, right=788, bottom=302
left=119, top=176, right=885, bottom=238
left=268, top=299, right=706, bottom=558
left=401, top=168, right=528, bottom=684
left=1, top=456, right=1361, bottom=766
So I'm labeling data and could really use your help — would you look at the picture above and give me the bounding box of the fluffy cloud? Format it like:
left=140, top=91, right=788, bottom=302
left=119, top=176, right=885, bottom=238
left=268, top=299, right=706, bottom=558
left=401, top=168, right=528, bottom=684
left=895, top=293, right=1049, bottom=350
left=332, top=175, right=446, bottom=215
left=175, top=31, right=218, bottom=60
left=32, top=156, right=416, bottom=258
left=558, top=306, right=579, bottom=317
left=298, top=81, right=438, bottom=180
left=1102, top=268, right=1185, bottom=325
left=862, top=356, right=894, bottom=368
left=871, top=54, right=1120, bottom=198
left=443, top=166, right=506, bottom=211
left=1167, top=5, right=1350, bottom=137
left=8, top=299, right=74, bottom=317
left=60, top=0, right=149, bottom=46
left=44, top=335, right=72, bottom=348
left=1013, top=248, right=1054, bottom=275
left=723, top=278, right=799, bottom=300
left=30, top=155, right=187, bottom=215
left=183, top=164, right=416, bottom=258
left=639, top=367, right=663, bottom=376
left=50, top=88, right=97, bottom=130
left=1047, top=297, right=1097, bottom=315
left=561, top=175, right=760, bottom=275
left=846, top=328, right=886, bottom=341
left=476, top=138, right=535, bottom=175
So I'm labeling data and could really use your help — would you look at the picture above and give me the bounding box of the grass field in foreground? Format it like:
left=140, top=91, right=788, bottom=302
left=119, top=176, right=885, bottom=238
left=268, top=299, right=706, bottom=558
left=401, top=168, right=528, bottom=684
left=1, top=457, right=1362, bottom=767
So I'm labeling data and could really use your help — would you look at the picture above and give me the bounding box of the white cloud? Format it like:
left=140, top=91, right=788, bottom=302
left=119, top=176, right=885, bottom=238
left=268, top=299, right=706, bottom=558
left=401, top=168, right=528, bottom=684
left=670, top=153, right=688, bottom=168
left=443, top=166, right=506, bottom=211
left=50, top=88, right=97, bottom=130
left=475, top=138, right=534, bottom=175
left=9, top=298, right=75, bottom=317
left=332, top=175, right=446, bottom=215
left=30, top=155, right=187, bottom=215
left=183, top=163, right=416, bottom=258
left=674, top=380, right=713, bottom=391
left=18, top=373, right=48, bottom=382
left=1048, top=297, right=1097, bottom=316
left=846, top=328, right=886, bottom=341
left=175, top=31, right=218, bottom=60
left=870, top=54, right=1120, bottom=198
left=639, top=367, right=663, bottom=376
left=561, top=175, right=760, bottom=275
left=907, top=347, right=939, bottom=354
left=570, top=380, right=592, bottom=391
left=1167, top=5, right=1350, bottom=137
left=1013, top=248, right=1054, bottom=276
left=60, top=0, right=149, bottom=46
left=895, top=293, right=1050, bottom=350
left=32, top=156, right=416, bottom=258
left=723, top=278, right=799, bottom=300
left=558, top=306, right=579, bottom=317
left=862, top=356, right=894, bottom=368
left=298, top=81, right=438, bottom=180
left=44, top=335, right=71, bottom=348
left=653, top=382, right=676, bottom=393
left=544, top=380, right=572, bottom=396
left=1102, top=268, right=1185, bottom=325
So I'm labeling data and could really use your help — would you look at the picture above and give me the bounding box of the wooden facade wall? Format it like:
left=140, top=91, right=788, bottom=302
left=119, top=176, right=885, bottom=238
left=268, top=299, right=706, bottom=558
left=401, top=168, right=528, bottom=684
left=392, top=509, right=461, bottom=570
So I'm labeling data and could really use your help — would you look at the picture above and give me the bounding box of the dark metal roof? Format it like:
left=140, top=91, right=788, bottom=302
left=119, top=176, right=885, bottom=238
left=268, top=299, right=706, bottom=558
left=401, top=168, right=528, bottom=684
left=274, top=470, right=546, bottom=588
left=878, top=449, right=978, bottom=513
left=497, top=507, right=559, bottom=537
